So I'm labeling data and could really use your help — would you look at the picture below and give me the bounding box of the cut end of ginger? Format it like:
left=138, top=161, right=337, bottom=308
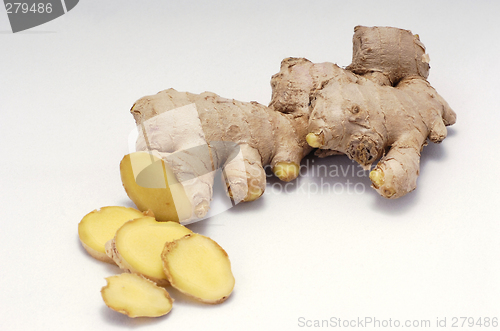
left=272, top=162, right=299, bottom=182
left=162, top=233, right=235, bottom=304
left=101, top=273, right=173, bottom=318
left=369, top=168, right=385, bottom=189
left=78, top=206, right=145, bottom=263
left=120, top=152, right=192, bottom=223
left=106, top=216, right=192, bottom=285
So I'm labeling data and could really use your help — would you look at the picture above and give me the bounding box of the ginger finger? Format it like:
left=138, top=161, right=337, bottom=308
left=222, top=144, right=266, bottom=203
left=369, top=142, right=421, bottom=199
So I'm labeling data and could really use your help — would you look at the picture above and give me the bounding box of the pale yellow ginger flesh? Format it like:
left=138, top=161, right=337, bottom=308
left=78, top=206, right=145, bottom=263
left=273, top=162, right=300, bottom=182
left=105, top=216, right=192, bottom=286
left=369, top=168, right=396, bottom=198
left=246, top=187, right=264, bottom=201
left=305, top=132, right=324, bottom=149
left=101, top=273, right=173, bottom=318
left=161, top=233, right=235, bottom=304
left=120, top=152, right=192, bottom=222
left=369, top=168, right=385, bottom=189
left=227, top=185, right=262, bottom=202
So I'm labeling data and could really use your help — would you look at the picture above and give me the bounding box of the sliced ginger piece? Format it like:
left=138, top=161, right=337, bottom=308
left=161, top=233, right=235, bottom=304
left=120, top=152, right=192, bottom=222
left=78, top=206, right=146, bottom=263
left=101, top=273, right=173, bottom=318
left=105, top=216, right=192, bottom=286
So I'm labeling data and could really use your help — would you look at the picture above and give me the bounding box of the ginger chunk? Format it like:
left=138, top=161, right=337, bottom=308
left=120, top=152, right=192, bottom=222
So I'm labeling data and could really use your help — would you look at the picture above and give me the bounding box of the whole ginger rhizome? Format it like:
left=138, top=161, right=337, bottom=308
left=79, top=26, right=456, bottom=320
left=123, top=26, right=455, bottom=223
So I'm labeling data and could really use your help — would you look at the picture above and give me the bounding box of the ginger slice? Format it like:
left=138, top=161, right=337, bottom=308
left=161, top=233, right=235, bottom=304
left=101, top=273, right=173, bottom=318
left=78, top=206, right=145, bottom=263
left=120, top=152, right=192, bottom=222
left=105, top=216, right=192, bottom=286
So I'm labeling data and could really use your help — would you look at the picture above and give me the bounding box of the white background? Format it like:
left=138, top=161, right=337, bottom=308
left=1, top=1, right=499, bottom=330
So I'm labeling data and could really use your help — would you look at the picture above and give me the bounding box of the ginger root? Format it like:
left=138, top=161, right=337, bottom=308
left=105, top=216, right=192, bottom=286
left=299, top=26, right=455, bottom=198
left=161, top=233, right=235, bottom=304
left=122, top=25, right=455, bottom=213
left=78, top=206, right=145, bottom=263
left=101, top=273, right=173, bottom=318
